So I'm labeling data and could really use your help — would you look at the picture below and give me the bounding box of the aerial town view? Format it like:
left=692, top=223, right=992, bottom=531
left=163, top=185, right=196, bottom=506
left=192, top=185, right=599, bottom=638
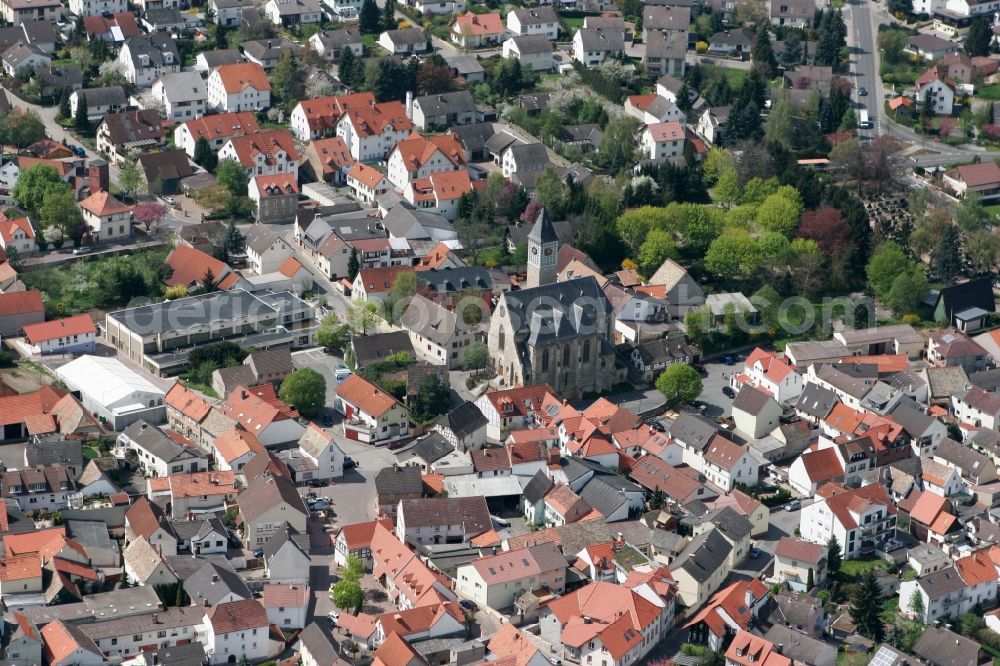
left=1, top=0, right=1000, bottom=661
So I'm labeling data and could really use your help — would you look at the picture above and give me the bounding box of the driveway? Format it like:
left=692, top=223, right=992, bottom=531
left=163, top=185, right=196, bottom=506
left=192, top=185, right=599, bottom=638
left=697, top=361, right=738, bottom=419
left=292, top=347, right=343, bottom=409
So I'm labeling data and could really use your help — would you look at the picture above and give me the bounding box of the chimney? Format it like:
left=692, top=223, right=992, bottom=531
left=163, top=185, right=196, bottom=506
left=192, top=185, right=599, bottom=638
left=492, top=546, right=497, bottom=555
left=775, top=644, right=783, bottom=655
left=405, top=91, right=414, bottom=120
left=88, top=159, right=109, bottom=194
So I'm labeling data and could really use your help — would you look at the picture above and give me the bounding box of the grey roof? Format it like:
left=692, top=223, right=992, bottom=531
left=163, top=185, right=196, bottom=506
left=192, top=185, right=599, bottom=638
left=657, top=73, right=685, bottom=94
left=527, top=207, right=557, bottom=244
left=437, top=402, right=487, bottom=440
left=485, top=130, right=523, bottom=155
left=383, top=27, right=427, bottom=45
left=314, top=27, right=362, bottom=49
left=509, top=34, right=554, bottom=54
left=885, top=369, right=927, bottom=394
left=124, top=34, right=180, bottom=70
left=867, top=645, right=910, bottom=666
left=155, top=72, right=205, bottom=104
left=109, top=289, right=274, bottom=337
left=554, top=518, right=612, bottom=555
left=510, top=6, right=558, bottom=24
left=262, top=522, right=309, bottom=560
left=2, top=42, right=46, bottom=68
left=297, top=623, right=345, bottom=665
left=670, top=527, right=732, bottom=583
left=61, top=505, right=128, bottom=529
left=375, top=465, right=423, bottom=495
left=643, top=4, right=690, bottom=29
left=795, top=383, right=839, bottom=420
left=268, top=0, right=323, bottom=15
left=709, top=27, right=754, bottom=45
left=731, top=386, right=775, bottom=417
left=383, top=203, right=454, bottom=238
left=506, top=142, right=550, bottom=172
left=577, top=476, right=642, bottom=520
left=122, top=420, right=203, bottom=464
left=246, top=347, right=294, bottom=378
left=888, top=400, right=937, bottom=438
left=27, top=438, right=83, bottom=471
left=140, top=643, right=207, bottom=666
left=407, top=433, right=454, bottom=465
left=523, top=469, right=554, bottom=504
left=352, top=331, right=414, bottom=367
left=244, top=226, right=283, bottom=255
left=761, top=626, right=836, bottom=666
left=413, top=90, right=477, bottom=117
left=420, top=266, right=494, bottom=293
left=687, top=506, right=752, bottom=542
left=198, top=48, right=244, bottom=67
left=905, top=33, right=957, bottom=51
left=645, top=28, right=687, bottom=59
left=242, top=37, right=297, bottom=61
left=667, top=413, right=718, bottom=451
left=66, top=518, right=115, bottom=547
left=145, top=7, right=184, bottom=24
left=444, top=53, right=485, bottom=75
left=913, top=625, right=985, bottom=666
left=917, top=565, right=966, bottom=599
left=163, top=553, right=231, bottom=581
left=969, top=368, right=1000, bottom=391
left=184, top=562, right=252, bottom=606
left=934, top=437, right=992, bottom=477
left=498, top=276, right=613, bottom=348
left=924, top=365, right=970, bottom=399
left=448, top=123, right=496, bottom=153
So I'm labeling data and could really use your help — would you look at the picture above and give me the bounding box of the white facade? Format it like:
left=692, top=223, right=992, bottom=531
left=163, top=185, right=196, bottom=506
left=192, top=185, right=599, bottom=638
left=502, top=38, right=555, bottom=71
left=386, top=144, right=458, bottom=190
left=916, top=78, right=956, bottom=115
left=151, top=74, right=207, bottom=123
left=507, top=9, right=558, bottom=39
left=336, top=113, right=411, bottom=162
left=69, top=0, right=126, bottom=16
left=799, top=489, right=895, bottom=560
left=640, top=126, right=684, bottom=161
left=206, top=68, right=271, bottom=113
left=202, top=613, right=269, bottom=665
left=266, top=600, right=308, bottom=630
left=217, top=141, right=298, bottom=180
left=247, top=235, right=293, bottom=275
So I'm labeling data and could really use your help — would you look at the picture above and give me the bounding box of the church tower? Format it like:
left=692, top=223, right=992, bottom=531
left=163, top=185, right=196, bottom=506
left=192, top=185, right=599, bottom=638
left=526, top=207, right=558, bottom=289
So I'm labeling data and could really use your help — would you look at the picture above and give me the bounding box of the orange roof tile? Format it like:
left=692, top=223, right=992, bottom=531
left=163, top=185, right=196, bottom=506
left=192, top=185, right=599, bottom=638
left=220, top=384, right=299, bottom=432
left=0, top=216, right=33, bottom=244
left=347, top=162, right=386, bottom=189
left=910, top=491, right=948, bottom=526
left=278, top=256, right=304, bottom=278
left=0, top=553, right=41, bottom=581
left=213, top=429, right=266, bottom=463
left=181, top=111, right=260, bottom=142
left=453, top=11, right=504, bottom=36
left=336, top=374, right=404, bottom=418
left=22, top=315, right=95, bottom=344
left=297, top=93, right=376, bottom=133
left=165, top=245, right=232, bottom=288
left=341, top=101, right=412, bottom=138
left=800, top=447, right=844, bottom=484
left=225, top=129, right=298, bottom=167
left=79, top=190, right=131, bottom=217
left=165, top=382, right=213, bottom=422
left=956, top=549, right=999, bottom=586
left=214, top=62, right=271, bottom=93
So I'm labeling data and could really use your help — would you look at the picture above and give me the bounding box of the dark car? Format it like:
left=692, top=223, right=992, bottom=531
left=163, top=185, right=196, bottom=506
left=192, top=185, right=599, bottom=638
left=649, top=420, right=666, bottom=433
left=722, top=386, right=737, bottom=399
left=252, top=548, right=264, bottom=558
left=323, top=413, right=333, bottom=427
left=722, top=355, right=735, bottom=365
left=70, top=145, right=86, bottom=157
left=749, top=547, right=762, bottom=559
left=309, top=479, right=325, bottom=488
left=459, top=600, right=478, bottom=611
left=692, top=363, right=708, bottom=376
left=344, top=456, right=357, bottom=470
left=858, top=86, right=868, bottom=96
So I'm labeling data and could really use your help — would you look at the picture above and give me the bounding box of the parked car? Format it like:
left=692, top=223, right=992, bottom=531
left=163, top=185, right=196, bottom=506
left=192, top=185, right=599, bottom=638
left=323, top=412, right=334, bottom=427
left=459, top=600, right=478, bottom=611
left=70, top=145, right=85, bottom=157
left=328, top=609, right=340, bottom=621
left=73, top=246, right=92, bottom=255
left=649, top=420, right=666, bottom=433
left=722, top=386, right=737, bottom=399
left=749, top=547, right=761, bottom=559
left=785, top=499, right=801, bottom=512
left=309, top=499, right=331, bottom=511
left=343, top=456, right=356, bottom=470
left=722, top=355, right=735, bottom=365
left=252, top=548, right=264, bottom=558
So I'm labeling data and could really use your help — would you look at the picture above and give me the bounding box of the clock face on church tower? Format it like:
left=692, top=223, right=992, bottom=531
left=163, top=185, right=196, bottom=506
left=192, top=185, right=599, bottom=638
left=544, top=247, right=553, bottom=256
left=531, top=247, right=538, bottom=254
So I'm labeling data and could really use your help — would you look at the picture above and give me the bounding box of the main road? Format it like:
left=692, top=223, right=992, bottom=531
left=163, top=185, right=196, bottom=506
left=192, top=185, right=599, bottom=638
left=844, top=0, right=998, bottom=167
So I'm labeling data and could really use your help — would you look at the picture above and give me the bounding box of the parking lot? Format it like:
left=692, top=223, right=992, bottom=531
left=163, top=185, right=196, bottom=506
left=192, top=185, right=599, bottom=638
left=698, top=360, right=740, bottom=419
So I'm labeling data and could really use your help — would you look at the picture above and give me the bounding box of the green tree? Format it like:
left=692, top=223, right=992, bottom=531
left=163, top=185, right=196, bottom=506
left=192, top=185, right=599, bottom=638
left=779, top=32, right=803, bottom=68
left=866, top=241, right=912, bottom=300
left=701, top=147, right=733, bottom=185
left=460, top=342, right=489, bottom=373
left=316, top=314, right=350, bottom=351
left=216, top=160, right=249, bottom=197
left=224, top=220, right=244, bottom=261
left=117, top=159, right=143, bottom=203
left=877, top=28, right=907, bottom=66
left=411, top=373, right=450, bottom=423
left=966, top=17, right=991, bottom=56
left=347, top=247, right=360, bottom=281
left=807, top=567, right=814, bottom=590
left=384, top=271, right=418, bottom=325
left=119, top=574, right=131, bottom=588
left=827, top=536, right=842, bottom=576
left=272, top=50, right=303, bottom=106
left=956, top=192, right=991, bottom=233
left=342, top=554, right=364, bottom=582
left=39, top=189, right=84, bottom=236
left=705, top=231, right=762, bottom=282
left=194, top=136, right=218, bottom=172
left=908, top=588, right=924, bottom=621
left=751, top=24, right=777, bottom=79
left=0, top=110, right=46, bottom=152
left=383, top=0, right=396, bottom=29
left=202, top=268, right=218, bottom=293
left=174, top=583, right=186, bottom=607
left=278, top=368, right=326, bottom=417
left=764, top=93, right=794, bottom=149
left=887, top=0, right=912, bottom=13
left=655, top=363, right=703, bottom=406
left=850, top=568, right=886, bottom=641
left=886, top=268, right=928, bottom=316
left=615, top=206, right=664, bottom=254
left=933, top=224, right=961, bottom=282
left=12, top=164, right=68, bottom=213
left=331, top=578, right=364, bottom=611
left=359, top=0, right=381, bottom=33
left=348, top=300, right=380, bottom=334
left=684, top=308, right=707, bottom=346
left=755, top=190, right=803, bottom=236
left=338, top=45, right=362, bottom=88
left=638, top=229, right=678, bottom=276
left=965, top=230, right=999, bottom=275
left=598, top=116, right=639, bottom=173
left=58, top=87, right=71, bottom=120
left=74, top=93, right=91, bottom=135
left=711, top=167, right=741, bottom=208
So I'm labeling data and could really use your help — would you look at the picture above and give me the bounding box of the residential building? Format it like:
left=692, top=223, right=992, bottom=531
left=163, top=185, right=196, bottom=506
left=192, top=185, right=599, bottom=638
left=640, top=121, right=686, bottom=161
left=769, top=0, right=815, bottom=27
left=507, top=6, right=558, bottom=39
left=118, top=34, right=180, bottom=87
left=386, top=132, right=465, bottom=189
left=70, top=86, right=127, bottom=122
left=149, top=71, right=206, bottom=122
left=206, top=62, right=271, bottom=113
left=309, top=28, right=363, bottom=61
left=377, top=27, right=430, bottom=55
left=95, top=109, right=165, bottom=165
left=23, top=315, right=95, bottom=356
left=79, top=190, right=133, bottom=243
left=572, top=27, right=625, bottom=66
left=237, top=473, right=308, bottom=546
left=773, top=537, right=827, bottom=591
left=451, top=11, right=504, bottom=48
left=174, top=111, right=261, bottom=157
left=219, top=384, right=304, bottom=447
left=218, top=129, right=298, bottom=179
left=944, top=162, right=1000, bottom=202
left=334, top=373, right=411, bottom=444
left=455, top=542, right=566, bottom=611
left=202, top=599, right=270, bottom=665
left=117, top=420, right=208, bottom=477
left=336, top=100, right=412, bottom=161
left=264, top=0, right=323, bottom=25
left=644, top=29, right=687, bottom=76
left=503, top=34, right=556, bottom=71
left=0, top=0, right=61, bottom=26
left=798, top=483, right=896, bottom=559
left=915, top=67, right=956, bottom=116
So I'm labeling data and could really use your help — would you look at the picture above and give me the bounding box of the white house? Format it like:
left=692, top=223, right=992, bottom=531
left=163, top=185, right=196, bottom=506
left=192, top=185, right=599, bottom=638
left=71, top=86, right=128, bottom=123
left=701, top=435, right=758, bottom=491
left=386, top=133, right=464, bottom=190
left=217, top=130, right=299, bottom=180
left=401, top=293, right=484, bottom=369
left=572, top=27, right=624, bottom=66
left=336, top=100, right=412, bottom=161
left=915, top=69, right=956, bottom=116
left=401, top=171, right=472, bottom=221
left=69, top=0, right=126, bottom=16
left=262, top=584, right=309, bottom=630
left=78, top=191, right=133, bottom=244
left=118, top=35, right=180, bottom=87
left=261, top=525, right=311, bottom=584
left=207, top=62, right=271, bottom=113
left=118, top=420, right=208, bottom=478
left=297, top=423, right=345, bottom=481
left=150, top=72, right=206, bottom=122
left=773, top=538, right=826, bottom=592
left=346, top=162, right=388, bottom=204
left=506, top=6, right=558, bottom=39
left=378, top=28, right=430, bottom=55
left=502, top=35, right=555, bottom=72
left=244, top=227, right=294, bottom=275
left=212, top=429, right=266, bottom=472
left=334, top=374, right=411, bottom=444
left=0, top=215, right=35, bottom=255
left=202, top=599, right=270, bottom=665
left=799, top=484, right=896, bottom=560
left=23, top=315, right=96, bottom=356
left=640, top=121, right=685, bottom=161
left=735, top=347, right=803, bottom=402
left=264, top=0, right=323, bottom=25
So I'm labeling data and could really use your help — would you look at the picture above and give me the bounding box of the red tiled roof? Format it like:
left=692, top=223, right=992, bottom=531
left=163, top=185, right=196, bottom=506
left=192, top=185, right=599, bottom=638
left=214, top=62, right=270, bottom=93
left=297, top=93, right=376, bottom=133
left=341, top=101, right=412, bottom=138
left=164, top=245, right=231, bottom=288
left=181, top=112, right=261, bottom=142
left=774, top=537, right=824, bottom=564
left=165, top=382, right=213, bottom=422
left=800, top=447, right=844, bottom=484
left=261, top=583, right=309, bottom=607
left=453, top=11, right=504, bottom=36
left=79, top=191, right=131, bottom=217
left=910, top=490, right=948, bottom=526
left=22, top=315, right=95, bottom=344
left=955, top=549, right=999, bottom=586
left=339, top=518, right=394, bottom=550
left=355, top=265, right=414, bottom=294
left=0, top=554, right=40, bottom=581
left=208, top=598, right=268, bottom=633
left=0, top=290, right=43, bottom=317
left=336, top=374, right=403, bottom=418
left=347, top=162, right=386, bottom=189
left=225, top=129, right=299, bottom=167
left=0, top=216, right=34, bottom=244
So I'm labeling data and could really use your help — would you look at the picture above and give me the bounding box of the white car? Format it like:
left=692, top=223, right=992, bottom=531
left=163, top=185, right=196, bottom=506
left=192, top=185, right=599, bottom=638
left=328, top=609, right=340, bottom=621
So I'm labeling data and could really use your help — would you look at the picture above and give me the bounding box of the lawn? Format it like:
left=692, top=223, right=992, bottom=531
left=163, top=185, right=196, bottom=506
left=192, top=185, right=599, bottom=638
left=562, top=17, right=584, bottom=29
left=701, top=63, right=748, bottom=90
left=978, top=84, right=1000, bottom=100
left=838, top=557, right=890, bottom=577
left=83, top=447, right=99, bottom=459
left=983, top=204, right=1000, bottom=218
